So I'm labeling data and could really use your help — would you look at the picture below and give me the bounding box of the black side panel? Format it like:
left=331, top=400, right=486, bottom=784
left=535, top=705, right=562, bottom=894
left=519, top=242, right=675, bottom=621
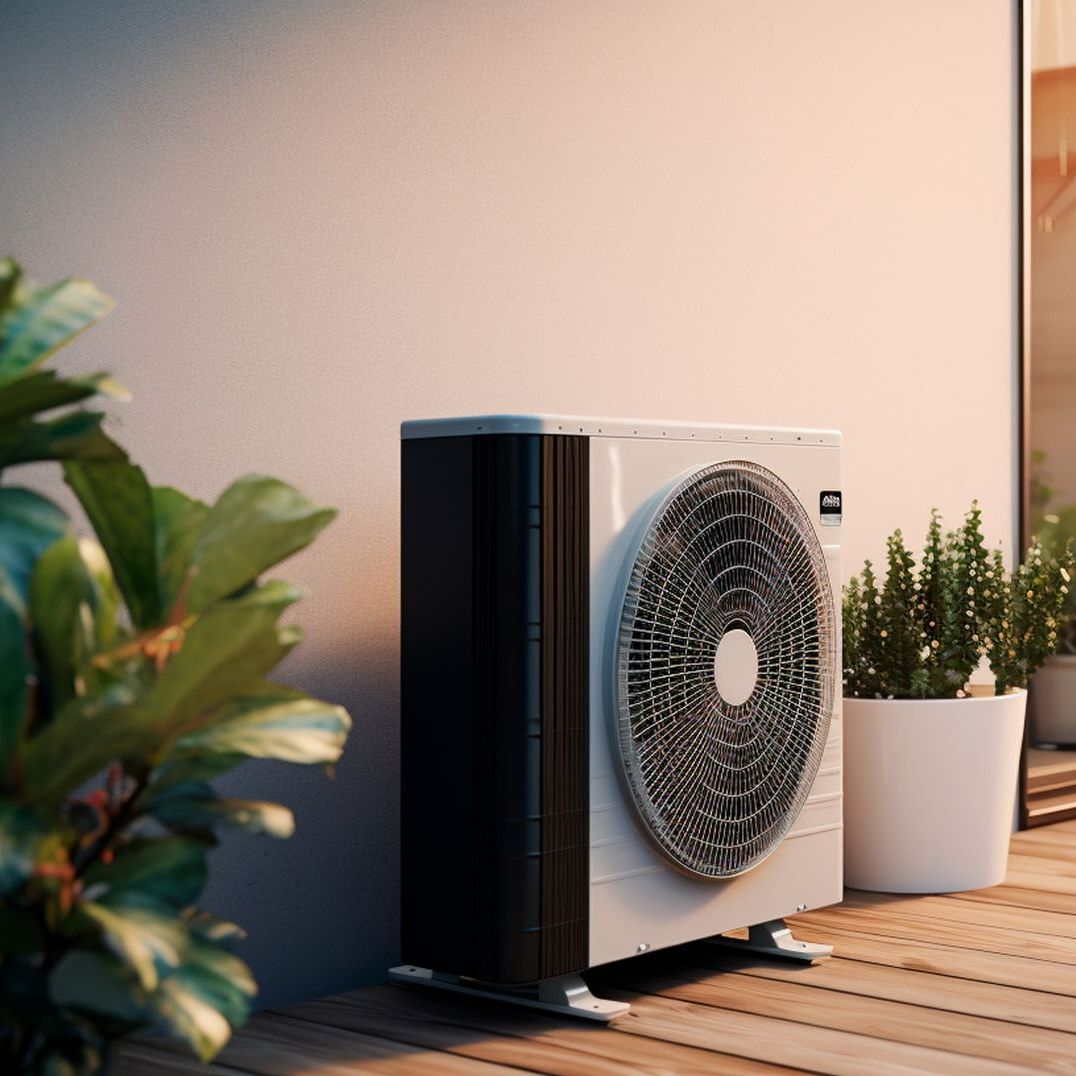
left=400, top=434, right=589, bottom=984
left=400, top=437, right=476, bottom=976
left=472, top=434, right=542, bottom=982
left=539, top=436, right=590, bottom=978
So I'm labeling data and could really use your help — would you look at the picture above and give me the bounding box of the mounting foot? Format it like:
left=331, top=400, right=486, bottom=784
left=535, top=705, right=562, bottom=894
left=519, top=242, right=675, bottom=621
left=706, top=918, right=832, bottom=964
left=387, top=965, right=630, bottom=1022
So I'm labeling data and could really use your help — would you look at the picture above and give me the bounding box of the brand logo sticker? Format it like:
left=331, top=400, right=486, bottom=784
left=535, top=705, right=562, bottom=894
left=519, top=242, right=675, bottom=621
left=820, top=490, right=842, bottom=525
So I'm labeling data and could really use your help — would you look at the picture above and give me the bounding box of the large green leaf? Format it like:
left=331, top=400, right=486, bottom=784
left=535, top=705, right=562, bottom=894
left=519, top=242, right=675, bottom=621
left=152, top=486, right=208, bottom=616
left=139, top=581, right=303, bottom=749
left=0, top=487, right=68, bottom=600
left=146, top=752, right=247, bottom=798
left=19, top=585, right=300, bottom=801
left=0, top=256, right=20, bottom=315
left=0, top=370, right=129, bottom=423
left=64, top=460, right=159, bottom=628
left=176, top=693, right=351, bottom=765
left=0, top=804, right=47, bottom=897
left=187, top=475, right=336, bottom=613
left=50, top=950, right=148, bottom=1024
left=184, top=910, right=245, bottom=946
left=80, top=901, right=186, bottom=992
left=148, top=782, right=295, bottom=838
left=77, top=537, right=121, bottom=651
left=55, top=910, right=254, bottom=1061
left=29, top=535, right=96, bottom=715
left=152, top=975, right=232, bottom=1062
left=0, top=960, right=55, bottom=1042
left=0, top=273, right=113, bottom=385
left=0, top=566, right=28, bottom=780
left=51, top=914, right=254, bottom=1059
left=83, top=838, right=209, bottom=911
left=167, top=936, right=255, bottom=1026
left=0, top=411, right=125, bottom=471
left=19, top=683, right=144, bottom=803
left=0, top=958, right=106, bottom=1072
left=0, top=901, right=45, bottom=955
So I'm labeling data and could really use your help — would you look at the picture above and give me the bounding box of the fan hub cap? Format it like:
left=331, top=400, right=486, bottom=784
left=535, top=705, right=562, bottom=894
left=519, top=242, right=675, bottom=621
left=713, top=628, right=758, bottom=706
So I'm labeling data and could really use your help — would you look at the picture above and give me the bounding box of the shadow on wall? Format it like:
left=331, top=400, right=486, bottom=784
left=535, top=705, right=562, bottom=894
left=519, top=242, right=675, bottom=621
left=199, top=638, right=400, bottom=1011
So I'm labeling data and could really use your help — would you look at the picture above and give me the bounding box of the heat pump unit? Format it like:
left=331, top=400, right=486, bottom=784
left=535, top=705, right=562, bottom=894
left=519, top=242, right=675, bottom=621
left=392, top=415, right=842, bottom=1020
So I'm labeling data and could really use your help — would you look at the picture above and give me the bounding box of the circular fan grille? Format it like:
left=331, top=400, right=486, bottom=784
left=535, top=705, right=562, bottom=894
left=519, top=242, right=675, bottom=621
left=615, top=461, right=835, bottom=879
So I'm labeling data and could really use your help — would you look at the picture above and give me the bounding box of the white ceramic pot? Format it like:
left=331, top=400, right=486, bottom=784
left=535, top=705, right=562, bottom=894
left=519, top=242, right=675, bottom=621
left=842, top=690, right=1026, bottom=893
left=1030, top=654, right=1076, bottom=747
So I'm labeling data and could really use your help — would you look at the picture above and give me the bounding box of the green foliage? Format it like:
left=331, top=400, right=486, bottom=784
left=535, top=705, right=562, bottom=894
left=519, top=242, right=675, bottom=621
left=878, top=531, right=919, bottom=696
left=1029, top=451, right=1076, bottom=653
left=989, top=540, right=1073, bottom=694
left=0, top=259, right=352, bottom=1073
left=843, top=503, right=1073, bottom=699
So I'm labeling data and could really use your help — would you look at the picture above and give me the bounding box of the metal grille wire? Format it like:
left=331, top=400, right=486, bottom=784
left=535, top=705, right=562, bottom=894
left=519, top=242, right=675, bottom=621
left=615, top=461, right=835, bottom=879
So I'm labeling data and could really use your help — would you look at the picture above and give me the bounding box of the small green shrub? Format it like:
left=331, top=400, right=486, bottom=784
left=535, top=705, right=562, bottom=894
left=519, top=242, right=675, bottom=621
left=843, top=503, right=1073, bottom=699
left=0, top=258, right=352, bottom=1073
left=1030, top=450, right=1076, bottom=654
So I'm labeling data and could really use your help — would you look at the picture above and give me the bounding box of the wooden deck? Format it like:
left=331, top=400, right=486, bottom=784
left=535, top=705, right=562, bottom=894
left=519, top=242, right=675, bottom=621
left=118, top=822, right=1076, bottom=1075
left=1027, top=748, right=1076, bottom=825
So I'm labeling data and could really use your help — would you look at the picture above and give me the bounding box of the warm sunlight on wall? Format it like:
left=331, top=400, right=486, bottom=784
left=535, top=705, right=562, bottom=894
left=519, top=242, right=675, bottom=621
left=2, top=0, right=1017, bottom=1007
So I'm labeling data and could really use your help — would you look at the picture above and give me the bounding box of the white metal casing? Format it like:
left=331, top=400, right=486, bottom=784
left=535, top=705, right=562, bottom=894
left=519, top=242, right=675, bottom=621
left=587, top=429, right=842, bottom=966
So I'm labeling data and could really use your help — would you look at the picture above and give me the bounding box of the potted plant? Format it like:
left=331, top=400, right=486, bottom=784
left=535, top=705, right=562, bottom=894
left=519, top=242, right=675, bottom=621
left=1027, top=452, right=1076, bottom=747
left=842, top=503, right=1072, bottom=893
left=0, top=258, right=352, bottom=1073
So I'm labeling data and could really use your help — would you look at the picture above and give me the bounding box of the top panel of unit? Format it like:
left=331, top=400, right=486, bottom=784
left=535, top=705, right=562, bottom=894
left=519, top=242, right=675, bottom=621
left=401, top=414, right=841, bottom=446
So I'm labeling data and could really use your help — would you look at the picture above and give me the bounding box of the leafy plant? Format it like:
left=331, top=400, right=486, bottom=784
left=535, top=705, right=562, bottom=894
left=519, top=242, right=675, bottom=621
left=1029, top=450, right=1076, bottom=654
left=0, top=258, right=352, bottom=1073
left=843, top=503, right=1073, bottom=699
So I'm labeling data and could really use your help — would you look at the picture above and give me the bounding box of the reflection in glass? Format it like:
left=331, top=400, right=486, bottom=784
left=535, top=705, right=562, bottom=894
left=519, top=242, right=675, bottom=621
left=1027, top=0, right=1076, bottom=821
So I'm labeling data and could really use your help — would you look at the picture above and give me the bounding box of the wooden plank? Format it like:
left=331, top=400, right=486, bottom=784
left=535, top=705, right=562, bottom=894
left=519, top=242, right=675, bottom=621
left=794, top=904, right=1076, bottom=964
left=1048, top=818, right=1076, bottom=834
left=1028, top=770, right=1076, bottom=795
left=1005, top=868, right=1076, bottom=896
left=281, top=984, right=793, bottom=1075
left=1026, top=749, right=1076, bottom=793
left=785, top=921, right=1076, bottom=996
left=114, top=1016, right=517, bottom=1075
left=1027, top=802, right=1076, bottom=825
left=672, top=947, right=1076, bottom=1034
left=948, top=884, right=1076, bottom=915
left=593, top=962, right=1076, bottom=1073
left=597, top=987, right=1038, bottom=1076
left=1012, top=826, right=1076, bottom=851
left=217, top=1014, right=521, bottom=1075
left=837, top=889, right=1076, bottom=939
left=1027, top=747, right=1076, bottom=775
left=1010, top=837, right=1076, bottom=863
left=1028, top=775, right=1076, bottom=796
left=1027, top=789, right=1076, bottom=819
left=113, top=1043, right=240, bottom=1075
left=1008, top=851, right=1076, bottom=877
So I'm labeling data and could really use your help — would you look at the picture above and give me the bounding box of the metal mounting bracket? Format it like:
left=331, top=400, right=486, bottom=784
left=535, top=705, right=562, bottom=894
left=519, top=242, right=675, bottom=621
left=387, top=965, right=630, bottom=1022
left=705, top=918, right=833, bottom=964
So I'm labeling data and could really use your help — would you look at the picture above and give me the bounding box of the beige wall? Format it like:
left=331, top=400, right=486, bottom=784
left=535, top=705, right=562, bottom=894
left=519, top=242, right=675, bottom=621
left=2, top=0, right=1017, bottom=1006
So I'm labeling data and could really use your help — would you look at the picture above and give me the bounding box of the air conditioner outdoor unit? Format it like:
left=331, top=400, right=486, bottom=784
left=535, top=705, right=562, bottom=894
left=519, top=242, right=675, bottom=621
left=392, top=415, right=842, bottom=1021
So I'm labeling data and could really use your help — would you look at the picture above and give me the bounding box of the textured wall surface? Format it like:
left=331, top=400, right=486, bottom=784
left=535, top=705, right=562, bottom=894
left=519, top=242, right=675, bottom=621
left=1, top=0, right=1017, bottom=1007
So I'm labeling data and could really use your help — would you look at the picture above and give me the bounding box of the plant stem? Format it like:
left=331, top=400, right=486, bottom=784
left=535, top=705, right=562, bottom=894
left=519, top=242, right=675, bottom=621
left=73, top=772, right=149, bottom=880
